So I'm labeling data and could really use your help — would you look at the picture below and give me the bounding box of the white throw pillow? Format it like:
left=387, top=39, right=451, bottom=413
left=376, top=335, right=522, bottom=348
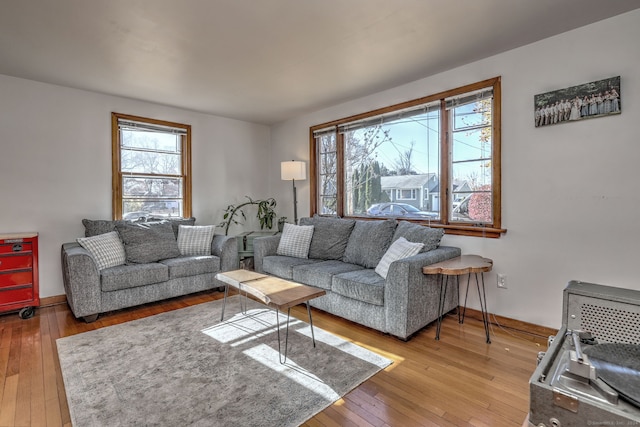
left=375, top=237, right=424, bottom=279
left=177, top=225, right=215, bottom=256
left=77, top=231, right=126, bottom=270
left=277, top=223, right=314, bottom=259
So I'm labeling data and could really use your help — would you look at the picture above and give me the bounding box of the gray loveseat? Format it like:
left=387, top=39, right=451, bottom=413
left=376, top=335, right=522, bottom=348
left=61, top=218, right=238, bottom=322
left=254, top=216, right=461, bottom=340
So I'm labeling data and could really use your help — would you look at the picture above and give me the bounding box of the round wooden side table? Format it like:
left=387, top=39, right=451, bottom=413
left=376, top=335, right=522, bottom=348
left=422, top=254, right=493, bottom=343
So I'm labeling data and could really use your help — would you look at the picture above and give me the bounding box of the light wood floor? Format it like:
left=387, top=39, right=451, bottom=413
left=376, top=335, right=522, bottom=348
left=0, top=291, right=545, bottom=427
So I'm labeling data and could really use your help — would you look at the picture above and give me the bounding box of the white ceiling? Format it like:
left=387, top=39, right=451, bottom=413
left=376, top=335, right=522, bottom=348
left=1, top=1, right=638, bottom=125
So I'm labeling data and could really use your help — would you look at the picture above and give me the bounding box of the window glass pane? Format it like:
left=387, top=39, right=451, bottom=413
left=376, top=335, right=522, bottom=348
left=122, top=175, right=184, bottom=219
left=451, top=160, right=492, bottom=189
left=450, top=161, right=493, bottom=223
left=319, top=132, right=336, bottom=153
left=319, top=196, right=337, bottom=215
left=121, top=149, right=182, bottom=174
left=316, top=132, right=337, bottom=215
left=122, top=176, right=183, bottom=198
left=450, top=188, right=492, bottom=223
left=121, top=130, right=181, bottom=153
left=320, top=174, right=336, bottom=197
left=344, top=109, right=440, bottom=219
left=122, top=199, right=183, bottom=219
left=452, top=101, right=491, bottom=130
left=451, top=159, right=492, bottom=223
left=451, top=127, right=491, bottom=163
left=319, top=152, right=336, bottom=176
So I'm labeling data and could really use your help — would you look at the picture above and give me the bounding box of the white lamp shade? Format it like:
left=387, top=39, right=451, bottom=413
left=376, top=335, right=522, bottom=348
left=281, top=160, right=306, bottom=181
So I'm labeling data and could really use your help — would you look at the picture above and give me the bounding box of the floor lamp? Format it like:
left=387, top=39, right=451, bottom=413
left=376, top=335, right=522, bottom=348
left=281, top=160, right=306, bottom=225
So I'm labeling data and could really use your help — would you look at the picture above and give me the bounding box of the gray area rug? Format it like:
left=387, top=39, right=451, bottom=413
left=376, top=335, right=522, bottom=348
left=57, top=296, right=392, bottom=426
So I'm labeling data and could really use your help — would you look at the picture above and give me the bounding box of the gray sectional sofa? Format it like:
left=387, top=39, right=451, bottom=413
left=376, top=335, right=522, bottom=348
left=61, top=218, right=238, bottom=322
left=254, top=216, right=461, bottom=340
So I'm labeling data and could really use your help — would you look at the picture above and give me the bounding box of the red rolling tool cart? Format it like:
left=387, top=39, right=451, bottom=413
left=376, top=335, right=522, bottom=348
left=0, top=232, right=39, bottom=319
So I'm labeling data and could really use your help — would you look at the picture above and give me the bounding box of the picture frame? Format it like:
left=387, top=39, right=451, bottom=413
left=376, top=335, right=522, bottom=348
left=534, top=76, right=620, bottom=127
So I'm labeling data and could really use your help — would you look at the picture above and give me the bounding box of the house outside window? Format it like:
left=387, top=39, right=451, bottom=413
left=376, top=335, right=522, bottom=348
left=112, top=113, right=192, bottom=220
left=310, top=77, right=503, bottom=237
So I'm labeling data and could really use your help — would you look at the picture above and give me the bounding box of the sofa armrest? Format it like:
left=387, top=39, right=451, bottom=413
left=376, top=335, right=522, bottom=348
left=61, top=242, right=102, bottom=319
left=253, top=235, right=281, bottom=273
left=384, top=245, right=462, bottom=339
left=211, top=234, right=239, bottom=271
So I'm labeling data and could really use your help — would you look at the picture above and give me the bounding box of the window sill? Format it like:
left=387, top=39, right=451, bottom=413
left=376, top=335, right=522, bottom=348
left=431, top=223, right=506, bottom=238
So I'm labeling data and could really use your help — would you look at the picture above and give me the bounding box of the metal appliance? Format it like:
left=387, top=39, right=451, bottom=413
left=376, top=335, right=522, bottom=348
left=529, top=280, right=640, bottom=426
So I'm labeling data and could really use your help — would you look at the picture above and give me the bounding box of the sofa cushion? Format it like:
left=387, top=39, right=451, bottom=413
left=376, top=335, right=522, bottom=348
left=82, top=219, right=128, bottom=237
left=263, top=255, right=321, bottom=280
left=100, top=263, right=169, bottom=292
left=177, top=225, right=215, bottom=256
left=392, top=221, right=444, bottom=252
left=375, top=237, right=424, bottom=278
left=292, top=260, right=364, bottom=290
left=160, top=256, right=219, bottom=279
left=299, top=216, right=356, bottom=260
left=76, top=231, right=127, bottom=271
left=277, top=223, right=314, bottom=258
left=163, top=217, right=196, bottom=238
left=331, top=269, right=386, bottom=306
left=343, top=219, right=397, bottom=268
left=115, top=222, right=181, bottom=264
left=83, top=217, right=195, bottom=238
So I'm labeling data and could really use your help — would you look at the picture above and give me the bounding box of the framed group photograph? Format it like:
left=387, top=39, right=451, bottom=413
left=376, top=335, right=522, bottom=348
left=534, top=76, right=620, bottom=127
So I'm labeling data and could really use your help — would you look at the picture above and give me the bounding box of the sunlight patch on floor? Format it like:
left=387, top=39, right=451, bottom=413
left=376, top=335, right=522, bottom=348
left=243, top=343, right=341, bottom=402
left=201, top=308, right=304, bottom=347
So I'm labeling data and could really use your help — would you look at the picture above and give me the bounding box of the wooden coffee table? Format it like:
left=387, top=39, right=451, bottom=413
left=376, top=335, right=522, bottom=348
left=215, top=269, right=326, bottom=363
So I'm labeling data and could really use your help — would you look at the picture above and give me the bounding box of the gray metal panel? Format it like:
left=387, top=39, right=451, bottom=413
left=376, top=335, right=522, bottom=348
left=564, top=280, right=640, bottom=344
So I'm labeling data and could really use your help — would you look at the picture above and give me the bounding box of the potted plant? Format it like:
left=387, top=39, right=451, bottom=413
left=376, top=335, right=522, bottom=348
left=220, top=196, right=277, bottom=235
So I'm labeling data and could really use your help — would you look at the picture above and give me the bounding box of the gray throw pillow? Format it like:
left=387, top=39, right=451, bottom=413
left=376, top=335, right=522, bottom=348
left=276, top=223, right=314, bottom=259
left=76, top=231, right=127, bottom=270
left=115, top=221, right=181, bottom=264
left=299, top=216, right=356, bottom=260
left=82, top=219, right=128, bottom=237
left=177, top=225, right=215, bottom=256
left=392, top=221, right=444, bottom=252
left=375, top=237, right=424, bottom=278
left=343, top=219, right=397, bottom=268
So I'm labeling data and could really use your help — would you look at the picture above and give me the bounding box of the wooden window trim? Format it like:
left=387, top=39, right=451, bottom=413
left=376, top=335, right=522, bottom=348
left=111, top=112, right=192, bottom=220
left=309, top=77, right=506, bottom=238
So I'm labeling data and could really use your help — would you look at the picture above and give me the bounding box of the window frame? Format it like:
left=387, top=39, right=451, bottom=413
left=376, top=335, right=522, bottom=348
left=111, top=112, right=192, bottom=220
left=309, top=77, right=504, bottom=238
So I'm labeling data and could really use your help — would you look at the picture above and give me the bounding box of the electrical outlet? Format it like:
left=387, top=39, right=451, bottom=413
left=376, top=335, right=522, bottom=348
left=497, top=274, right=507, bottom=289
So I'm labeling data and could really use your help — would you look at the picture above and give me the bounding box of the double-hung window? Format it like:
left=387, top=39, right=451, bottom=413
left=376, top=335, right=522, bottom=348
left=112, top=113, right=192, bottom=220
left=310, top=77, right=503, bottom=237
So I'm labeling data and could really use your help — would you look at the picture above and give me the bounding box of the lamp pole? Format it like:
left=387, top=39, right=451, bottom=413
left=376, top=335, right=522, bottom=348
left=281, top=160, right=305, bottom=226
left=292, top=178, right=298, bottom=225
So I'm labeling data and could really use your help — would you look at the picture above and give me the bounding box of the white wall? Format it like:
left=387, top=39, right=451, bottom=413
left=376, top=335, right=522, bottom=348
left=0, top=75, right=271, bottom=299
left=269, top=9, right=640, bottom=329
